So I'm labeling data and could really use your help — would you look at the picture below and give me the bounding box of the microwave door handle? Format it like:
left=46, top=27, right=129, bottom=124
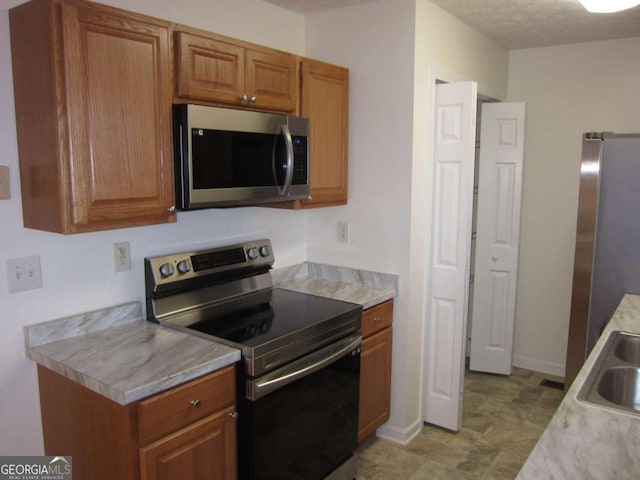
left=282, top=124, right=294, bottom=195
left=273, top=124, right=294, bottom=196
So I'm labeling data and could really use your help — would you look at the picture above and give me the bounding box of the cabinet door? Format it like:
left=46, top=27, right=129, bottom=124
left=61, top=3, right=174, bottom=231
left=358, top=327, right=393, bottom=443
left=300, top=59, right=349, bottom=208
left=245, top=48, right=299, bottom=112
left=140, top=406, right=237, bottom=480
left=176, top=31, right=245, bottom=105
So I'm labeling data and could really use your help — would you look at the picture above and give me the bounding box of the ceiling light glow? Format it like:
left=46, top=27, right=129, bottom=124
left=579, top=0, right=640, bottom=13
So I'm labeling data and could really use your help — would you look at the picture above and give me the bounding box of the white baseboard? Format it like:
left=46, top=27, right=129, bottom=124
left=375, top=417, right=422, bottom=446
left=512, top=354, right=565, bottom=378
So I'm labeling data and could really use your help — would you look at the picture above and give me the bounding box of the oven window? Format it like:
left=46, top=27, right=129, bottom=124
left=238, top=348, right=360, bottom=480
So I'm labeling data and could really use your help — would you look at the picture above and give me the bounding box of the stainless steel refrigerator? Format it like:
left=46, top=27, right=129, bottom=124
left=566, top=132, right=640, bottom=389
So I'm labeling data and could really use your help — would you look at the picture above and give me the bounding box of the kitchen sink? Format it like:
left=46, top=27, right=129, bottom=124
left=614, top=334, right=640, bottom=364
left=578, top=331, right=640, bottom=415
left=597, top=367, right=640, bottom=411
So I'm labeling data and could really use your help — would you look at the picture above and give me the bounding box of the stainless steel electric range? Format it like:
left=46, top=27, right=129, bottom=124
left=145, top=239, right=362, bottom=480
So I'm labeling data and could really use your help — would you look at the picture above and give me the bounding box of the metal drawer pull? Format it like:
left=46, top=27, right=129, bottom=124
left=374, top=316, right=381, bottom=323
left=190, top=399, right=202, bottom=409
left=229, top=412, right=239, bottom=419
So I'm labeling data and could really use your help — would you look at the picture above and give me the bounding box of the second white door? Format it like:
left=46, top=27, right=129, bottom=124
left=469, top=102, right=526, bottom=375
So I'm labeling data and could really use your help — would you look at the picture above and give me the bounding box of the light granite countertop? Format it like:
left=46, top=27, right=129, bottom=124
left=273, top=262, right=397, bottom=309
left=24, top=263, right=397, bottom=406
left=517, top=294, right=640, bottom=479
left=24, top=302, right=240, bottom=405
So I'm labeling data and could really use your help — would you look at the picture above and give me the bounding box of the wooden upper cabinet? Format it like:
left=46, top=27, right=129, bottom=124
left=175, top=32, right=245, bottom=105
left=9, top=0, right=176, bottom=233
left=175, top=30, right=299, bottom=113
left=299, top=59, right=349, bottom=208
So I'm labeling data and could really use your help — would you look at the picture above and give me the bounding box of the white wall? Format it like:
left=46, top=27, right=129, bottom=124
left=305, top=0, right=418, bottom=441
left=0, top=0, right=307, bottom=456
left=508, top=37, right=640, bottom=377
left=304, top=0, right=509, bottom=443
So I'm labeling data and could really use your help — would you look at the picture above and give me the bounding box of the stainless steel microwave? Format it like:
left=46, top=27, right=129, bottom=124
left=173, top=104, right=310, bottom=209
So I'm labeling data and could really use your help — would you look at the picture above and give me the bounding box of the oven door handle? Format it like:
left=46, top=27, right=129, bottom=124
left=248, top=334, right=361, bottom=401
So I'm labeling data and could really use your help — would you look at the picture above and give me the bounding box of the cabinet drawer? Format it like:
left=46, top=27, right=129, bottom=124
left=361, top=300, right=393, bottom=338
left=138, top=366, right=235, bottom=444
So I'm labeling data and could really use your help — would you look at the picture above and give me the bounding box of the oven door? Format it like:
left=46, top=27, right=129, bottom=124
left=238, top=334, right=361, bottom=480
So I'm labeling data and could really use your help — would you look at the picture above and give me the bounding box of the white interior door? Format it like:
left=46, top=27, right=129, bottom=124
left=470, top=102, right=526, bottom=375
left=424, top=81, right=477, bottom=432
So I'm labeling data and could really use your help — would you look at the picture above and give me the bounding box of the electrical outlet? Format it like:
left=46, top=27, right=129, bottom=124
left=114, top=242, right=131, bottom=272
left=0, top=166, right=9, bottom=200
left=6, top=256, right=42, bottom=293
left=337, top=221, right=350, bottom=243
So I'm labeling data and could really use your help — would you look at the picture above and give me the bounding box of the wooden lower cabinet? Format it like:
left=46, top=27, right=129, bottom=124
left=140, top=406, right=237, bottom=480
left=37, top=364, right=237, bottom=480
left=358, top=300, right=393, bottom=444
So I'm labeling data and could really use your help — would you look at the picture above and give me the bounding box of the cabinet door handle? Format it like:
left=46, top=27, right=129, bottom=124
left=240, top=93, right=249, bottom=103
left=249, top=96, right=257, bottom=103
left=190, top=399, right=202, bottom=409
left=229, top=411, right=239, bottom=420
left=374, top=316, right=381, bottom=323
left=167, top=205, right=176, bottom=214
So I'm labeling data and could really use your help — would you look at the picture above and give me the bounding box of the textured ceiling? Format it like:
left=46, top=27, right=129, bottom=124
left=263, top=0, right=376, bottom=14
left=264, top=0, right=640, bottom=49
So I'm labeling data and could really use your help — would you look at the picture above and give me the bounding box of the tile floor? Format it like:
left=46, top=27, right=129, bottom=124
left=357, top=366, right=565, bottom=479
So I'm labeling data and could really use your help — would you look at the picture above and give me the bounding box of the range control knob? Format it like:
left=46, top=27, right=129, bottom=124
left=177, top=260, right=191, bottom=274
left=259, top=246, right=270, bottom=257
left=159, top=262, right=175, bottom=278
left=246, top=248, right=258, bottom=260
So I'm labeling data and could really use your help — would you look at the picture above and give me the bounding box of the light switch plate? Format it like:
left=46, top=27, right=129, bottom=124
left=337, top=221, right=350, bottom=243
left=6, top=256, right=42, bottom=293
left=0, top=166, right=9, bottom=200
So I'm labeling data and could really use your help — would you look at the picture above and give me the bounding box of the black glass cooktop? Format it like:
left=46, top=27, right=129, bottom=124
left=188, top=288, right=359, bottom=346
left=176, top=288, right=362, bottom=376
